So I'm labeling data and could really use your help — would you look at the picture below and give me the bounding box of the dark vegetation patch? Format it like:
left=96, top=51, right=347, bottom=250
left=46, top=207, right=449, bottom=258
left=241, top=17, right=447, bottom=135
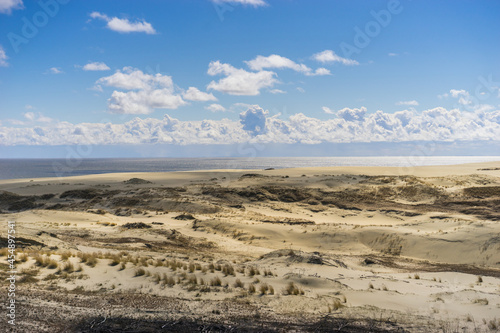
left=174, top=213, right=196, bottom=220
left=121, top=222, right=152, bottom=229
left=238, top=173, right=269, bottom=180
left=0, top=236, right=45, bottom=249
left=124, top=177, right=152, bottom=184
left=261, top=218, right=315, bottom=225
left=463, top=186, right=500, bottom=198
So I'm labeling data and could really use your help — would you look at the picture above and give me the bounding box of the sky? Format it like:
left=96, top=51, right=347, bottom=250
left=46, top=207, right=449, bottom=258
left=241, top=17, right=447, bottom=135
left=0, top=0, right=499, bottom=157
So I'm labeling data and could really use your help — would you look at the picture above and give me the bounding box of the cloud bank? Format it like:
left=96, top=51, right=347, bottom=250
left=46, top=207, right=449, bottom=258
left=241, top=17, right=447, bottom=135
left=1, top=106, right=499, bottom=146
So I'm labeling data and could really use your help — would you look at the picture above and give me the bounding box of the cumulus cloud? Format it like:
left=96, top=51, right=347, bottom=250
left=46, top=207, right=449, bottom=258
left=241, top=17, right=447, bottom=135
left=207, top=61, right=278, bottom=95
left=312, top=50, right=359, bottom=66
left=239, top=105, right=268, bottom=134
left=83, top=62, right=110, bottom=71
left=183, top=87, right=217, bottom=102
left=337, top=107, right=367, bottom=121
left=90, top=12, right=156, bottom=34
left=396, top=100, right=419, bottom=106
left=449, top=89, right=472, bottom=105
left=246, top=54, right=310, bottom=73
left=245, top=54, right=330, bottom=76
left=97, top=67, right=185, bottom=114
left=205, top=104, right=227, bottom=112
left=2, top=106, right=499, bottom=146
left=0, top=46, right=8, bottom=67
left=388, top=53, right=398, bottom=57
left=211, top=0, right=267, bottom=7
left=0, top=0, right=23, bottom=14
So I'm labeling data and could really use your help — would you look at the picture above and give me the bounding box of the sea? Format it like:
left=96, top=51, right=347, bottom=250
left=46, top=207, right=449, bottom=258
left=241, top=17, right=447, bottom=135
left=0, top=156, right=499, bottom=180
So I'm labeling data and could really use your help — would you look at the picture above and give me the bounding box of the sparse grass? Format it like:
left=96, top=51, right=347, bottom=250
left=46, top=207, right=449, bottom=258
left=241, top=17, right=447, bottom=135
left=187, top=275, right=198, bottom=285
left=259, top=283, right=269, bottom=295
left=222, top=264, right=235, bottom=276
left=234, top=279, right=244, bottom=288
left=62, top=262, right=74, bottom=273
left=119, top=262, right=126, bottom=271
left=47, top=259, right=59, bottom=269
left=414, top=273, right=420, bottom=280
left=109, top=256, right=120, bottom=266
left=382, top=284, right=388, bottom=291
left=135, top=268, right=146, bottom=277
left=85, top=256, right=98, bottom=268
left=473, top=298, right=488, bottom=305
left=284, top=282, right=304, bottom=296
left=248, top=284, right=256, bottom=294
left=477, top=276, right=483, bottom=283
left=210, top=276, right=222, bottom=287
left=268, top=285, right=274, bottom=295
left=18, top=253, right=29, bottom=262
left=368, top=282, right=374, bottom=289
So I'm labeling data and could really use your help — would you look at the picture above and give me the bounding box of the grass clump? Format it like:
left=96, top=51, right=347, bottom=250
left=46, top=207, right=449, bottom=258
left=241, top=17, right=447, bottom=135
left=284, top=282, right=304, bottom=296
left=234, top=279, right=244, bottom=288
left=210, top=276, right=222, bottom=287
left=135, top=268, right=146, bottom=277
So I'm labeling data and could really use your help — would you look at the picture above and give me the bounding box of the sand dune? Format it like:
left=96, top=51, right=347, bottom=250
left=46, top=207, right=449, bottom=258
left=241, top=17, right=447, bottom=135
left=1, top=161, right=500, bottom=332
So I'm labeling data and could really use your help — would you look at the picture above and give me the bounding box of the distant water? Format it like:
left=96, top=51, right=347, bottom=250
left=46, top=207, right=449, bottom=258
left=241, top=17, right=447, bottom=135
left=0, top=156, right=499, bottom=180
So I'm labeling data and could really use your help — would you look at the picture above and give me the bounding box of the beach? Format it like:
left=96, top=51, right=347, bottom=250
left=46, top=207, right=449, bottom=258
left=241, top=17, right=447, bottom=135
left=1, top=161, right=500, bottom=332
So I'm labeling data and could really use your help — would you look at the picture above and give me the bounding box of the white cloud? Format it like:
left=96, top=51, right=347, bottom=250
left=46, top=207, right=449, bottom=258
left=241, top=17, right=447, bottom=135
left=312, top=50, right=359, bottom=66
left=322, top=106, right=335, bottom=114
left=205, top=103, right=227, bottom=112
left=211, top=0, right=267, bottom=7
left=307, top=67, right=331, bottom=76
left=337, top=107, right=367, bottom=121
left=246, top=54, right=311, bottom=73
left=25, top=104, right=34, bottom=110
left=1, top=106, right=499, bottom=146
left=450, top=89, right=468, bottom=98
left=240, top=105, right=268, bottom=134
left=83, top=62, right=110, bottom=71
left=396, top=100, right=419, bottom=106
left=207, top=61, right=278, bottom=95
left=0, top=0, right=23, bottom=14
left=48, top=67, right=63, bottom=74
left=23, top=112, right=35, bottom=121
left=388, top=53, right=398, bottom=57
left=183, top=87, right=217, bottom=102
left=296, top=87, right=305, bottom=93
left=245, top=54, right=330, bottom=76
left=269, top=89, right=286, bottom=94
left=90, top=12, right=156, bottom=34
left=0, top=45, right=8, bottom=67
left=23, top=112, right=52, bottom=123
left=97, top=67, right=172, bottom=90
left=449, top=89, right=472, bottom=105
left=97, top=67, right=186, bottom=114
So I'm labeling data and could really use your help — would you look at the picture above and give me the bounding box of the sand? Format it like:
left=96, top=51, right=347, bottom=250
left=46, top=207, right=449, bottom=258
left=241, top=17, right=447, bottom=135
left=1, top=161, right=500, bottom=332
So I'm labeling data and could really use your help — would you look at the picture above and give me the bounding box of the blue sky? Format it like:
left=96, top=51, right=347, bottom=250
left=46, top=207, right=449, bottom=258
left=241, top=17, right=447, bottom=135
left=0, top=0, right=499, bottom=157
